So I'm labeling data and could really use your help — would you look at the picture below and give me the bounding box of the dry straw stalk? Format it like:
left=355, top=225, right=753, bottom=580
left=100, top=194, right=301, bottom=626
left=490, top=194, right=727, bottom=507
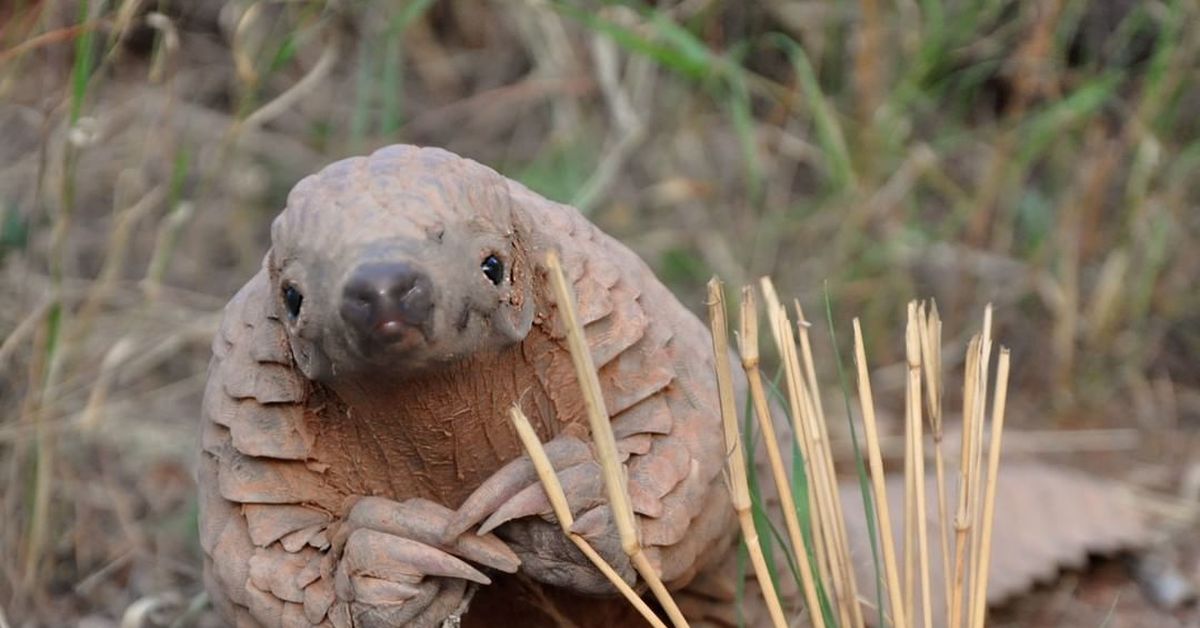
left=853, top=318, right=909, bottom=628
left=535, top=260, right=1010, bottom=628
left=970, top=349, right=1010, bottom=628
left=917, top=301, right=953, bottom=620
left=545, top=251, right=689, bottom=628
left=507, top=405, right=667, bottom=628
left=793, top=298, right=863, bottom=628
left=905, top=302, right=933, bottom=628
left=760, top=280, right=846, bottom=626
left=707, top=279, right=789, bottom=628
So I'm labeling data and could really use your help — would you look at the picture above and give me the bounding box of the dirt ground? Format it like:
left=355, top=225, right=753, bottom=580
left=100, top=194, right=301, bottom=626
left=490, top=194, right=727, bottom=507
left=2, top=1, right=1199, bottom=626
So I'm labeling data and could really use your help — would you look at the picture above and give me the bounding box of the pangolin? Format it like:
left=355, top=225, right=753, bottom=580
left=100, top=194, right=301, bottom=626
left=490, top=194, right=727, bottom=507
left=197, top=144, right=745, bottom=627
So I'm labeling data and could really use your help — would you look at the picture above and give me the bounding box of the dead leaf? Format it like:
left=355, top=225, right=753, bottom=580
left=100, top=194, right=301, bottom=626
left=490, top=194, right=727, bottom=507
left=840, top=461, right=1150, bottom=623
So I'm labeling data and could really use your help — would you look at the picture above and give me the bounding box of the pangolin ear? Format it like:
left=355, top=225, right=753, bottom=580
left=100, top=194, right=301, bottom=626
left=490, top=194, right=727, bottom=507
left=264, top=250, right=283, bottom=319
left=265, top=248, right=333, bottom=381
left=495, top=294, right=535, bottom=343
left=493, top=202, right=536, bottom=343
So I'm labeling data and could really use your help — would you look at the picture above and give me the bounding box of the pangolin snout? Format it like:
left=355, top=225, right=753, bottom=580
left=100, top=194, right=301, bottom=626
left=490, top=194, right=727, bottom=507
left=340, top=261, right=434, bottom=345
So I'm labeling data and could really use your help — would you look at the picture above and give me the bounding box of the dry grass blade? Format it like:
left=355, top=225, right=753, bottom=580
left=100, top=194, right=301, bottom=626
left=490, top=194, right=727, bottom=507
left=545, top=251, right=689, bottom=628
left=950, top=304, right=993, bottom=628
left=0, top=300, right=52, bottom=370
left=79, top=337, right=136, bottom=430
left=781, top=312, right=846, bottom=625
left=761, top=284, right=832, bottom=627
left=917, top=301, right=952, bottom=620
left=794, top=298, right=863, bottom=628
left=970, top=349, right=1010, bottom=628
left=708, top=279, right=788, bottom=628
left=0, top=19, right=107, bottom=65
left=966, top=308, right=993, bottom=628
left=904, top=351, right=916, bottom=628
left=783, top=314, right=837, bottom=609
left=506, top=405, right=667, bottom=628
left=744, top=286, right=864, bottom=626
left=949, top=334, right=980, bottom=628
left=853, top=318, right=908, bottom=628
left=906, top=302, right=933, bottom=628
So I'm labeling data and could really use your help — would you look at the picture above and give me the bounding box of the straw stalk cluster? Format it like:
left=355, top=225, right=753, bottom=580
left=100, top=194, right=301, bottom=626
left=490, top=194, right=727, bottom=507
left=511, top=253, right=1011, bottom=628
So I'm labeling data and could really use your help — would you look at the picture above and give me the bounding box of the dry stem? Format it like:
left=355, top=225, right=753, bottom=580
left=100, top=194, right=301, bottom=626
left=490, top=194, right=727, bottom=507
left=853, top=319, right=908, bottom=628
left=948, top=335, right=980, bottom=628
left=546, top=251, right=688, bottom=628
left=966, top=307, right=993, bottom=628
left=708, top=279, right=788, bottom=628
left=794, top=299, right=863, bottom=628
left=907, top=303, right=933, bottom=628
left=917, top=302, right=953, bottom=619
left=760, top=287, right=832, bottom=626
left=970, top=349, right=1010, bottom=628
left=507, top=406, right=667, bottom=628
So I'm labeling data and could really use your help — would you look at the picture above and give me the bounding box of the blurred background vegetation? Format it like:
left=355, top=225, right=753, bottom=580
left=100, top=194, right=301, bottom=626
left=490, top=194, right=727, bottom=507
left=1, top=0, right=1198, bottom=625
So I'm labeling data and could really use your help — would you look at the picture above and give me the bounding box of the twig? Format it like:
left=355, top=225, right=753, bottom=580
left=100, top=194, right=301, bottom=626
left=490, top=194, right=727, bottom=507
left=0, top=300, right=52, bottom=371
left=0, top=20, right=109, bottom=65
left=79, top=337, right=137, bottom=430
left=571, top=29, right=647, bottom=213
left=238, top=32, right=340, bottom=133
left=546, top=251, right=688, bottom=628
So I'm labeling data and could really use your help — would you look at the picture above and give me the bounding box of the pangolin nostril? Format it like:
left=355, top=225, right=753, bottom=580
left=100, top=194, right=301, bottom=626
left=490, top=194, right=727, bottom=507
left=340, top=261, right=434, bottom=343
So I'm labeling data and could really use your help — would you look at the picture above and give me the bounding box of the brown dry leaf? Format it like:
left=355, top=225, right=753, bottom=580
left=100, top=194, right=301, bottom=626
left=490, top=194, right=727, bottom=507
left=840, top=461, right=1150, bottom=622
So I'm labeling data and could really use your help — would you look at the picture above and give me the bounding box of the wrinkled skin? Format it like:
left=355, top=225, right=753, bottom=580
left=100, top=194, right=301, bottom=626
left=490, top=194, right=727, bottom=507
left=198, top=145, right=745, bottom=627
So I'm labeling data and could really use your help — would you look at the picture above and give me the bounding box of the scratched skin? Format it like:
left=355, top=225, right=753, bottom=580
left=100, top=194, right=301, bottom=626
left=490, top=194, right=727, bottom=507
left=197, top=145, right=755, bottom=627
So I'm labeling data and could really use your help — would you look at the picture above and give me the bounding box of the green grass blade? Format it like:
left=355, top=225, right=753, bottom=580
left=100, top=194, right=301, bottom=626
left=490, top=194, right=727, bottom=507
left=726, top=70, right=763, bottom=204
left=742, top=398, right=782, bottom=593
left=552, top=3, right=709, bottom=81
left=69, top=0, right=95, bottom=124
left=770, top=35, right=856, bottom=193
left=824, top=281, right=885, bottom=628
left=1015, top=73, right=1122, bottom=168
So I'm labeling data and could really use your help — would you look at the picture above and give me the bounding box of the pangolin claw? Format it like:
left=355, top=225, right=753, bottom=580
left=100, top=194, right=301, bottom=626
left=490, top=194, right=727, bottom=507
left=342, top=529, right=492, bottom=585
left=444, top=435, right=592, bottom=541
left=476, top=461, right=606, bottom=536
left=345, top=497, right=519, bottom=573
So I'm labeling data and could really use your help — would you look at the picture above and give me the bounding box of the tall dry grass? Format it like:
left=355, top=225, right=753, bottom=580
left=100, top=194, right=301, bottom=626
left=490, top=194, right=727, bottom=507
left=514, top=257, right=1012, bottom=627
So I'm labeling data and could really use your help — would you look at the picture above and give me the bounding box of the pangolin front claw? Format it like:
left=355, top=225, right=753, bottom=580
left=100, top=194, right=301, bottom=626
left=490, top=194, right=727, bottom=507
left=331, top=528, right=486, bottom=628
left=476, top=460, right=606, bottom=536
left=341, top=528, right=491, bottom=585
left=444, top=434, right=592, bottom=541
left=344, top=496, right=519, bottom=573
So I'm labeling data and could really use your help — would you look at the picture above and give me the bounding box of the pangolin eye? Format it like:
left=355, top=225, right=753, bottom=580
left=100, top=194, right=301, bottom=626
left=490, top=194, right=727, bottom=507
left=282, top=284, right=303, bottom=319
left=481, top=255, right=505, bottom=286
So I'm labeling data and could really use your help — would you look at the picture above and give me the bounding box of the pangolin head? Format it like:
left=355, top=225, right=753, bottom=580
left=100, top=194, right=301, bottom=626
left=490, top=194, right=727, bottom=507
left=268, top=145, right=537, bottom=382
